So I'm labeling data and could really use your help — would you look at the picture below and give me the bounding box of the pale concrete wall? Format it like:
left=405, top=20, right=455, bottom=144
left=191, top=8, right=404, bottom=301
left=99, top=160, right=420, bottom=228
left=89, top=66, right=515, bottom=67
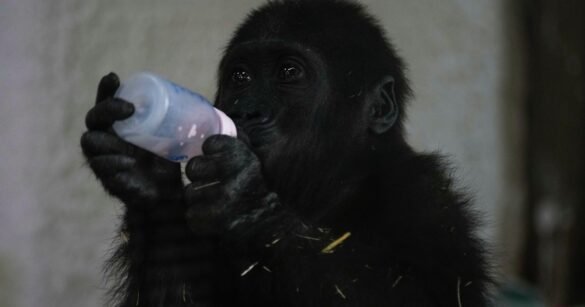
left=0, top=0, right=524, bottom=306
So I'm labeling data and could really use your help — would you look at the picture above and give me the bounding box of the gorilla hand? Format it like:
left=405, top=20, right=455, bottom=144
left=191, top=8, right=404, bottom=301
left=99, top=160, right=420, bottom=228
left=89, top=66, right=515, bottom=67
left=81, top=72, right=182, bottom=206
left=184, top=135, right=277, bottom=235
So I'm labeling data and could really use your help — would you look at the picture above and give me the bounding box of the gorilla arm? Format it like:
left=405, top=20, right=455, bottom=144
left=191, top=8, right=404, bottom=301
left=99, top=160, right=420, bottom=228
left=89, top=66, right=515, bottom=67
left=183, top=135, right=433, bottom=306
left=82, top=73, right=217, bottom=306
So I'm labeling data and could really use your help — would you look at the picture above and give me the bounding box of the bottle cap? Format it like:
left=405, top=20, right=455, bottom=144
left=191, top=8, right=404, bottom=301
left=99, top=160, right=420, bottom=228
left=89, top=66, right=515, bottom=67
left=214, top=108, right=237, bottom=137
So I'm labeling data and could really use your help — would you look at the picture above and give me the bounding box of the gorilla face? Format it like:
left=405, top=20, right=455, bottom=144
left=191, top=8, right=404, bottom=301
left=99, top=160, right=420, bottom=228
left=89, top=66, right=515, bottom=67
left=216, top=41, right=329, bottom=155
left=215, top=40, right=373, bottom=199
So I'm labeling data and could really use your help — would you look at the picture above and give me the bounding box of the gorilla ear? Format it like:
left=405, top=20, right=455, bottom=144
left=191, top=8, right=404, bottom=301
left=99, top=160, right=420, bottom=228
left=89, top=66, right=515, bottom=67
left=368, top=76, right=399, bottom=134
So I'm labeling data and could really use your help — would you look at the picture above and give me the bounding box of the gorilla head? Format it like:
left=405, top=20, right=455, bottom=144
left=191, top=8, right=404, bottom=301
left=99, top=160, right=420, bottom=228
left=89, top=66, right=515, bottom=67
left=215, top=0, right=412, bottom=214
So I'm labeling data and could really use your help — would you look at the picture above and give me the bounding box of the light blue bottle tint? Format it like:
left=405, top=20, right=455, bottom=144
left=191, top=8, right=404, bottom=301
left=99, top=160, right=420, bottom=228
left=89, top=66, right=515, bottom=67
left=112, top=72, right=237, bottom=162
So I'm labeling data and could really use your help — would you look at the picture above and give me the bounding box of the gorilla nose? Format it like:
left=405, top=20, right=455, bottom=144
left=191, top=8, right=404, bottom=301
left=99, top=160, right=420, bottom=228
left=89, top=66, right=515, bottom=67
left=229, top=107, right=272, bottom=126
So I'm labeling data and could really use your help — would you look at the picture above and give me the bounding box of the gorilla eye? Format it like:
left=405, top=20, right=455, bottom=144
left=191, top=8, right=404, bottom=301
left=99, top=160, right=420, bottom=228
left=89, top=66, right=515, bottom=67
left=278, top=64, right=304, bottom=82
left=231, top=69, right=252, bottom=85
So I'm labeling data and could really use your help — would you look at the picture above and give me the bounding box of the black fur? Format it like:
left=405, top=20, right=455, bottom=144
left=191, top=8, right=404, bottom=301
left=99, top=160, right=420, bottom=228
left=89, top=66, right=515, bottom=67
left=81, top=0, right=492, bottom=306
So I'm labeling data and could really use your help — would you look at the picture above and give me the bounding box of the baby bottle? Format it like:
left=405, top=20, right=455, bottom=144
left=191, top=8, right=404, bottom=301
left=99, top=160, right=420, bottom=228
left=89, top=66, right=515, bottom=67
left=112, top=72, right=237, bottom=162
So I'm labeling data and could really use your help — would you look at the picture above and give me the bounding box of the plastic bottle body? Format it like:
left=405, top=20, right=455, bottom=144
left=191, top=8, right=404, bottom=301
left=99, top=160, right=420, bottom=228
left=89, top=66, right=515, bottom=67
left=112, top=72, right=236, bottom=162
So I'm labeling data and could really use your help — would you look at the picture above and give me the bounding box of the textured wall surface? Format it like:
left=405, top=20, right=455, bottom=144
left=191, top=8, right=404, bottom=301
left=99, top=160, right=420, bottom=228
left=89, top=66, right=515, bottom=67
left=0, top=0, right=524, bottom=306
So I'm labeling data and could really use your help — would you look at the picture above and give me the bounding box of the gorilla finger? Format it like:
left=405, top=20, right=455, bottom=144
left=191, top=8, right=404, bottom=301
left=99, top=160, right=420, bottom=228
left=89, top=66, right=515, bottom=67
left=85, top=98, right=135, bottom=130
left=105, top=172, right=158, bottom=203
left=185, top=205, right=223, bottom=235
left=184, top=188, right=224, bottom=235
left=81, top=131, right=133, bottom=157
left=184, top=181, right=222, bottom=204
left=88, top=155, right=136, bottom=179
left=235, top=126, right=251, bottom=147
left=185, top=155, right=221, bottom=182
left=201, top=135, right=244, bottom=155
left=202, top=135, right=257, bottom=174
left=96, top=72, right=120, bottom=104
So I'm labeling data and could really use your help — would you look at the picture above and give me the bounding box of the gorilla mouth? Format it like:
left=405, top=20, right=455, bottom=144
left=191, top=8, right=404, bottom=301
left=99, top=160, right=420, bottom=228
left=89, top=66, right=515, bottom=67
left=239, top=120, right=277, bottom=149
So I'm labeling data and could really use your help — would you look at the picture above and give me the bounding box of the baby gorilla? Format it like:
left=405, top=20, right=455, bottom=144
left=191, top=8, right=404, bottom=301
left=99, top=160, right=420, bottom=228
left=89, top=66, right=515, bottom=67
left=81, top=0, right=492, bottom=306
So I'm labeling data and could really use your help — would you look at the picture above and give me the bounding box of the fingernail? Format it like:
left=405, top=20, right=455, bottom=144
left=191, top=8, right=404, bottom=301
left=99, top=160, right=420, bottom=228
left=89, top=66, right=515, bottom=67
left=123, top=102, right=135, bottom=114
left=107, top=72, right=119, bottom=83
